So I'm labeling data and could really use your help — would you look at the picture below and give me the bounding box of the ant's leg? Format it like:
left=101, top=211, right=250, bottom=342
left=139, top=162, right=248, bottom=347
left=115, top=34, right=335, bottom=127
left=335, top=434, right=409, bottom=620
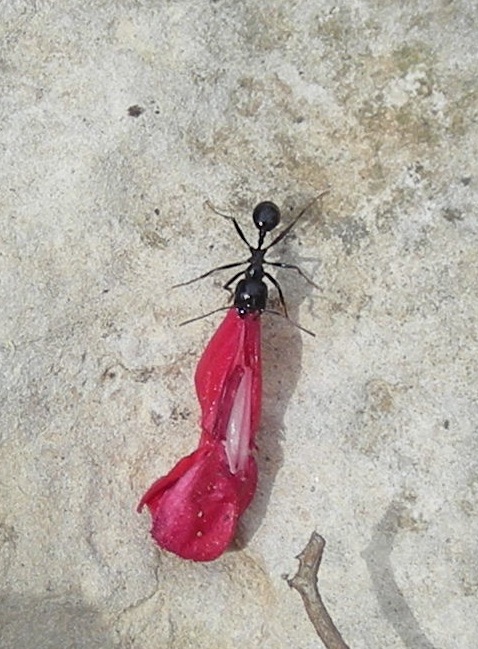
left=223, top=269, right=245, bottom=293
left=231, top=219, right=253, bottom=249
left=264, top=272, right=288, bottom=318
left=204, top=201, right=232, bottom=219
left=205, top=201, right=252, bottom=249
left=265, top=261, right=319, bottom=289
left=173, top=261, right=246, bottom=288
left=265, top=189, right=329, bottom=250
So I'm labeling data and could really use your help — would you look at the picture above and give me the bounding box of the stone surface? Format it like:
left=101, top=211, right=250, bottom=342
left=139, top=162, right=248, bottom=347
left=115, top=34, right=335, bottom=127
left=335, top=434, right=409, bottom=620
left=1, top=2, right=477, bottom=648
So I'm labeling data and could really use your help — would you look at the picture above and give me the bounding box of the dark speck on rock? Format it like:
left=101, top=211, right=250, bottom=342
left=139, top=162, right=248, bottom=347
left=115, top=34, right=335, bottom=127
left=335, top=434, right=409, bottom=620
left=128, top=105, right=145, bottom=117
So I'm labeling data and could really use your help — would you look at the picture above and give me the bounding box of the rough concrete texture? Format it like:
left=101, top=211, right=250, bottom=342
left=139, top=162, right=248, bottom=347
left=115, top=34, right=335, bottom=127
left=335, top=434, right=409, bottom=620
left=1, top=2, right=477, bottom=648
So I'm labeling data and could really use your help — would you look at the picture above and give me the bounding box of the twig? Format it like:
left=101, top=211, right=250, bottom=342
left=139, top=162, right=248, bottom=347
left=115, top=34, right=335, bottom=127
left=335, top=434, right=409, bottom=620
left=286, top=532, right=351, bottom=649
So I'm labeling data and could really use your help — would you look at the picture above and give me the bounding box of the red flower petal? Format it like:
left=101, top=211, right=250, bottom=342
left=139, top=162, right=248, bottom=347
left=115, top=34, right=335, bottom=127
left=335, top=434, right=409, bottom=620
left=139, top=310, right=262, bottom=561
left=138, top=442, right=257, bottom=561
left=195, top=310, right=261, bottom=445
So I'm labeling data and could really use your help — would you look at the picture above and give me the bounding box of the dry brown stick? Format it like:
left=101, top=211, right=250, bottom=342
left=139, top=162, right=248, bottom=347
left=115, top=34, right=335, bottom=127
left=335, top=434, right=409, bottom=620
left=286, top=532, right=351, bottom=649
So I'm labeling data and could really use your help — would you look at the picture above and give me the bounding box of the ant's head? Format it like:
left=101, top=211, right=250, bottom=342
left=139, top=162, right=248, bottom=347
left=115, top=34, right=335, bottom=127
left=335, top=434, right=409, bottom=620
left=234, top=277, right=268, bottom=316
left=253, top=202, right=281, bottom=234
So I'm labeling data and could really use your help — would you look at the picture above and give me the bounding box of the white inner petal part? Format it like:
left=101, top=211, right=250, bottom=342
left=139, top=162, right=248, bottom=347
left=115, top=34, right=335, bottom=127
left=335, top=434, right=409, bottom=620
left=225, top=367, right=252, bottom=474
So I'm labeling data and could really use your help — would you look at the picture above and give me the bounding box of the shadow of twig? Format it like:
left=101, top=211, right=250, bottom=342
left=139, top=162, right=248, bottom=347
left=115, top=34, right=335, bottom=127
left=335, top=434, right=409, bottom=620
left=362, top=499, right=438, bottom=649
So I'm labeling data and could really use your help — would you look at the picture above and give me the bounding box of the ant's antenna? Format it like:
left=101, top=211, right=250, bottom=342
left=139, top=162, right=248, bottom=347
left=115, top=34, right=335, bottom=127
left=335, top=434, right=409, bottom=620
left=265, top=310, right=316, bottom=337
left=179, top=306, right=230, bottom=327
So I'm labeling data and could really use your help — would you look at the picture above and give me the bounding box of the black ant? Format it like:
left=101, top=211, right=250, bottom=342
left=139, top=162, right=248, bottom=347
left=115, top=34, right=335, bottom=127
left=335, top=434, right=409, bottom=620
left=174, top=191, right=329, bottom=335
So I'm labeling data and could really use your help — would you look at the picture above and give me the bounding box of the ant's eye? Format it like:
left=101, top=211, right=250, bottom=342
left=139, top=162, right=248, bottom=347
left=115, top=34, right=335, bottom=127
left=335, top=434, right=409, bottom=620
left=253, top=202, right=281, bottom=232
